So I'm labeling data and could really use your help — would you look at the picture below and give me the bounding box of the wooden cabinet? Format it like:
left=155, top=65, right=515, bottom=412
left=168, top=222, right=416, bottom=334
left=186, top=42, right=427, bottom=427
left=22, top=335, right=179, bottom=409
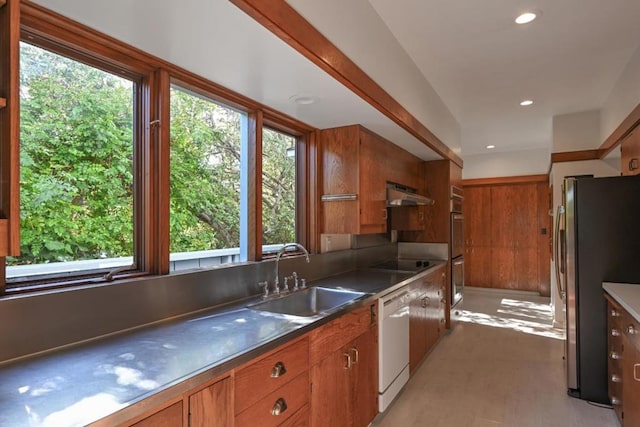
left=130, top=401, right=183, bottom=427
left=621, top=128, right=640, bottom=176
left=235, top=338, right=310, bottom=427
left=309, top=303, right=378, bottom=427
left=409, top=267, right=446, bottom=373
left=320, top=125, right=422, bottom=235
left=464, top=181, right=549, bottom=294
left=606, top=294, right=640, bottom=426
left=189, top=376, right=232, bottom=427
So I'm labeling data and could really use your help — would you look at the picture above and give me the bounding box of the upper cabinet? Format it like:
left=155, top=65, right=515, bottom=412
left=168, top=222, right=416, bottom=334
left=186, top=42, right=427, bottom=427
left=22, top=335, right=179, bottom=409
left=320, top=125, right=423, bottom=235
left=621, top=127, right=640, bottom=176
left=0, top=0, right=20, bottom=257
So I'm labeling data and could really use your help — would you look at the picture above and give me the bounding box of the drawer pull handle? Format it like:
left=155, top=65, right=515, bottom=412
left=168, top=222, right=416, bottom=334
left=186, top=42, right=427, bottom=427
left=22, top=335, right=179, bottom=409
left=271, top=398, right=288, bottom=416
left=627, top=325, right=638, bottom=335
left=611, top=328, right=621, bottom=337
left=611, top=374, right=622, bottom=383
left=421, top=297, right=429, bottom=308
left=344, top=352, right=352, bottom=369
left=610, top=351, right=621, bottom=360
left=351, top=347, right=359, bottom=365
left=270, top=361, right=287, bottom=378
left=635, top=364, right=640, bottom=382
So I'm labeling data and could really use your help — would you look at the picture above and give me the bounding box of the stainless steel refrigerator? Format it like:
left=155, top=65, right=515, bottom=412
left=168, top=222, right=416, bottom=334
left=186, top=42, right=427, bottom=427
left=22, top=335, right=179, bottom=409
left=555, top=175, right=640, bottom=404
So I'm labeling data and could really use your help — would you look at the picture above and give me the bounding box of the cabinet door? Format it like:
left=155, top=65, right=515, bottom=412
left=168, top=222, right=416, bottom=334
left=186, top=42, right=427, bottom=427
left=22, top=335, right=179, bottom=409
left=350, top=327, right=378, bottom=427
left=131, top=401, right=182, bottom=427
left=189, top=376, right=232, bottom=427
left=621, top=129, right=640, bottom=176
left=310, top=349, right=350, bottom=427
left=358, top=131, right=387, bottom=233
left=623, top=336, right=640, bottom=425
left=465, top=246, right=492, bottom=287
left=464, top=186, right=491, bottom=246
left=409, top=288, right=429, bottom=374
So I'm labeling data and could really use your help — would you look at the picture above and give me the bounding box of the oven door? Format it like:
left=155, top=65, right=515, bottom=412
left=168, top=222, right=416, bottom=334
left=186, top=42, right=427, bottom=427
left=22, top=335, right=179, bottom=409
left=450, top=213, right=464, bottom=258
left=451, top=256, right=464, bottom=307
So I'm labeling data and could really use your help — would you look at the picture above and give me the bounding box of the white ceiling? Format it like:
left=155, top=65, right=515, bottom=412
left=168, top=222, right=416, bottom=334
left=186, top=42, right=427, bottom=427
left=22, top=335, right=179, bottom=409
left=32, top=0, right=640, bottom=163
left=367, top=0, right=640, bottom=156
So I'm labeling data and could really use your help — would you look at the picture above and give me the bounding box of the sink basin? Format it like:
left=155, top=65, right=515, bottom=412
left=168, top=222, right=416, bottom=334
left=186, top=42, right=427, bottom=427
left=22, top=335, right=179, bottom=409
left=248, top=287, right=366, bottom=317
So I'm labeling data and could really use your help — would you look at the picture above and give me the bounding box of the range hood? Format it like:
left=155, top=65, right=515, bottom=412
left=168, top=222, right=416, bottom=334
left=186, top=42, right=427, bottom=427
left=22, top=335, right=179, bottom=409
left=386, top=183, right=435, bottom=207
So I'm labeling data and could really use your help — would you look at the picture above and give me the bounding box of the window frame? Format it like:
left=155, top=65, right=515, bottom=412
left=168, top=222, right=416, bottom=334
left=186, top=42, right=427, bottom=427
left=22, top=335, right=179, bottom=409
left=0, top=1, right=318, bottom=295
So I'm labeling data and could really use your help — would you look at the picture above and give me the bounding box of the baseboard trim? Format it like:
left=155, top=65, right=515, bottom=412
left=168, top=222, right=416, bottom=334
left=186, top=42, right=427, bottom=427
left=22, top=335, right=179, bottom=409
left=465, top=286, right=542, bottom=297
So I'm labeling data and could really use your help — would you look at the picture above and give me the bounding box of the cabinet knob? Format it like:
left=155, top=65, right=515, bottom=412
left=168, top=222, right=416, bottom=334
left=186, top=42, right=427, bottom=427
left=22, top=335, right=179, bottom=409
left=270, top=361, right=287, bottom=378
left=611, top=374, right=622, bottom=383
left=611, top=328, right=621, bottom=337
left=611, top=309, right=621, bottom=317
left=627, top=325, right=638, bottom=335
left=610, top=351, right=621, bottom=360
left=271, top=398, right=288, bottom=416
left=611, top=397, right=621, bottom=405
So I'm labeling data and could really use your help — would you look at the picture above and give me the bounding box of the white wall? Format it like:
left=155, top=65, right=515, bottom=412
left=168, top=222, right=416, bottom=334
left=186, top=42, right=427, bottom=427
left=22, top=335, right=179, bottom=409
left=601, top=45, right=640, bottom=142
left=286, top=0, right=461, bottom=153
left=552, top=110, right=602, bottom=152
left=462, top=148, right=549, bottom=179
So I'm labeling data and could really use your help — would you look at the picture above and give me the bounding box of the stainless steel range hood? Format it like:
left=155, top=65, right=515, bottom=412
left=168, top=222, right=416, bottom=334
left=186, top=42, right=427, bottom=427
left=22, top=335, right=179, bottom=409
left=386, top=183, right=435, bottom=207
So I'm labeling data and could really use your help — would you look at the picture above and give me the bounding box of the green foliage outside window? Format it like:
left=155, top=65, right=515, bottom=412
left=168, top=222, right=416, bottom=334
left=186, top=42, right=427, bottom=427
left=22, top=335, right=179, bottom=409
left=12, top=43, right=298, bottom=270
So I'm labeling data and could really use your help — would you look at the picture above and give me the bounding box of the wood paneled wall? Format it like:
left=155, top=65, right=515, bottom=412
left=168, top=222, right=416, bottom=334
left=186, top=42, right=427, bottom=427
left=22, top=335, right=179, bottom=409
left=463, top=178, right=550, bottom=296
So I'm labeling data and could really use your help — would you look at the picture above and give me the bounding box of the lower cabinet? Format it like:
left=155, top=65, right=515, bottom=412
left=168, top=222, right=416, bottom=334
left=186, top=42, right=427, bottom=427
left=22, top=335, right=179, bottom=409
left=309, top=304, right=378, bottom=427
left=189, top=376, right=233, bottom=427
left=606, top=294, right=640, bottom=426
left=409, top=267, right=446, bottom=373
left=117, top=302, right=385, bottom=427
left=130, top=401, right=183, bottom=427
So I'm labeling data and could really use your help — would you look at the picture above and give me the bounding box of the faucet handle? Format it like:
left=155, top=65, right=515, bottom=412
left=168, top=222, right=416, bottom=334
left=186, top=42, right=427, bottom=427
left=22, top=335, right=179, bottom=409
left=292, top=272, right=299, bottom=291
left=300, top=278, right=307, bottom=289
left=258, top=281, right=269, bottom=298
left=283, top=276, right=290, bottom=292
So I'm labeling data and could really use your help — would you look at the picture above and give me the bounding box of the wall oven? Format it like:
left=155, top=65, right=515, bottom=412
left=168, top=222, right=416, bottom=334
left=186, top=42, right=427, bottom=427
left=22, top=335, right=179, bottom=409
left=450, top=186, right=464, bottom=308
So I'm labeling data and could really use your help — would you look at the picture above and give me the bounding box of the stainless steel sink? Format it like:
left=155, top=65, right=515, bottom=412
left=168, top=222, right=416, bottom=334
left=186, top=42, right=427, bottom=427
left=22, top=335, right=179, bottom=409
left=248, top=286, right=366, bottom=317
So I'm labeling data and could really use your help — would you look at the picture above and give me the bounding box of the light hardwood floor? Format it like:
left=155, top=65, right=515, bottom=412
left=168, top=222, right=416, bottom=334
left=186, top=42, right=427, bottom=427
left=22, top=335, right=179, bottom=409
left=373, top=287, right=619, bottom=427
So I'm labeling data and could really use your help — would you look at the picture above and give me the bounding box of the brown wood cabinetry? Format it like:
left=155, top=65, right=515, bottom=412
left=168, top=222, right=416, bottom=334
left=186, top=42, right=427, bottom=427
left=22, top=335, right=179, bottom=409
left=463, top=180, right=550, bottom=295
left=606, top=294, right=640, bottom=426
left=235, top=338, right=310, bottom=427
left=309, top=304, right=378, bottom=427
left=621, top=128, right=640, bottom=176
left=320, top=125, right=422, bottom=235
left=189, top=376, right=232, bottom=427
left=130, top=401, right=183, bottom=427
left=409, top=266, right=446, bottom=373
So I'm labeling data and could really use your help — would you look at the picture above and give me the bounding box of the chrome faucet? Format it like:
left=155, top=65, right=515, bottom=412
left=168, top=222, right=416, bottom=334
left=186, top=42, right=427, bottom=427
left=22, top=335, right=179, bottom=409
left=274, top=243, right=310, bottom=293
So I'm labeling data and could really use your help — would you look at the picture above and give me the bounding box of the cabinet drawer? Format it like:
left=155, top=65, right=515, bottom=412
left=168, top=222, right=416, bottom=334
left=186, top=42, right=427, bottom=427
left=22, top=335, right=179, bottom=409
left=235, top=372, right=309, bottom=427
left=309, top=304, right=375, bottom=366
left=235, top=338, right=309, bottom=414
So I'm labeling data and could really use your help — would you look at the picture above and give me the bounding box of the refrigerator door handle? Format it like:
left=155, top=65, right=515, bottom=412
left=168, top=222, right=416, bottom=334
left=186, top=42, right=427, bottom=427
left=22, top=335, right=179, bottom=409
left=554, top=206, right=566, bottom=300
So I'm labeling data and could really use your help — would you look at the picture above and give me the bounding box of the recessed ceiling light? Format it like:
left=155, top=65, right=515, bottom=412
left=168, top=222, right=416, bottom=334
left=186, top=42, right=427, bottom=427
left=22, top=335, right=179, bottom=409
left=520, top=99, right=534, bottom=106
left=289, top=94, right=317, bottom=105
left=486, top=145, right=496, bottom=149
left=515, top=12, right=537, bottom=24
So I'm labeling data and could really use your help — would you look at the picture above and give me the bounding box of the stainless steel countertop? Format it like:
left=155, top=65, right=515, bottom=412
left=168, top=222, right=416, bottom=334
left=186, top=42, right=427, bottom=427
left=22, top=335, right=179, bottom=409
left=0, top=263, right=445, bottom=426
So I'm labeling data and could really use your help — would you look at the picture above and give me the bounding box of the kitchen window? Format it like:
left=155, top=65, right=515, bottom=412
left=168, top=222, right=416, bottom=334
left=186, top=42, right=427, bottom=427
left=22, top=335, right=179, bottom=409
left=5, top=42, right=139, bottom=289
left=169, top=85, right=247, bottom=269
left=262, top=127, right=298, bottom=253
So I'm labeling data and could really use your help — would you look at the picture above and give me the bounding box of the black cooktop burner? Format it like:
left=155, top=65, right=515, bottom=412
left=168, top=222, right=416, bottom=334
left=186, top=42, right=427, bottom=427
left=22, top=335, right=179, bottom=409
left=369, top=259, right=431, bottom=273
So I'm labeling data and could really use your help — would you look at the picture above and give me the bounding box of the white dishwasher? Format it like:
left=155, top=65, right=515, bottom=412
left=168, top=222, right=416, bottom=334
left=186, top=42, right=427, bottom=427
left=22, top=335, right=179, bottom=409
left=378, top=286, right=410, bottom=412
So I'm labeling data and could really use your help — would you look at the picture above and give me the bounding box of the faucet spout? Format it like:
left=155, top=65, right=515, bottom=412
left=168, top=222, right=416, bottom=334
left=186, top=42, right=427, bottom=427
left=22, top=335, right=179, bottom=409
left=275, top=243, right=310, bottom=290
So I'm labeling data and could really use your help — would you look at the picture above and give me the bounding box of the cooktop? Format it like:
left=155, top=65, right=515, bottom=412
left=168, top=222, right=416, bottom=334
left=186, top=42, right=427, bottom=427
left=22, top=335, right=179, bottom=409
left=369, top=259, right=431, bottom=273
